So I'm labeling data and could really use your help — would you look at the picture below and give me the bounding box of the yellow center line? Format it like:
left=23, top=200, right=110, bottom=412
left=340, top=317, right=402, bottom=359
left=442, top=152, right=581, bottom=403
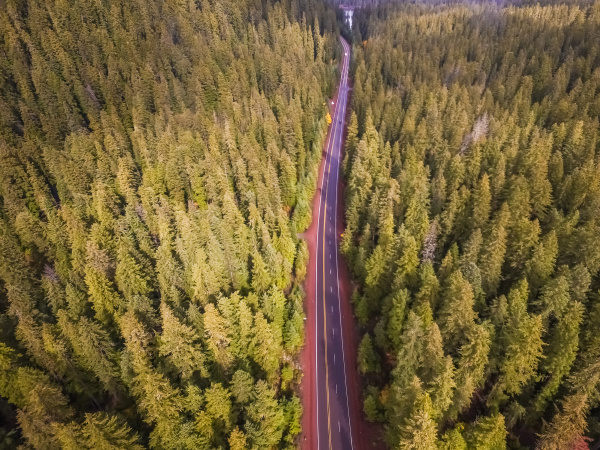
left=323, top=108, right=334, bottom=450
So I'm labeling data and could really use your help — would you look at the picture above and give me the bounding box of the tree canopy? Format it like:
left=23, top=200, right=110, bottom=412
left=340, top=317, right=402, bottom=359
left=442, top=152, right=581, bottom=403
left=0, top=0, right=340, bottom=447
left=344, top=1, right=600, bottom=448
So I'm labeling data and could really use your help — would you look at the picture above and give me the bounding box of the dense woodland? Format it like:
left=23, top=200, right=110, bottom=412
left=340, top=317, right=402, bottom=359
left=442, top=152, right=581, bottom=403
left=0, top=0, right=340, bottom=447
left=344, top=1, right=600, bottom=448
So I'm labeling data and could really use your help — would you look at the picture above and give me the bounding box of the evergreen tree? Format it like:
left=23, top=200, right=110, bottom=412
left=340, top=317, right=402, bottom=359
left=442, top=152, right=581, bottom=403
left=464, top=414, right=507, bottom=450
left=489, top=280, right=544, bottom=408
left=396, top=389, right=439, bottom=450
left=537, top=393, right=590, bottom=450
left=358, top=333, right=380, bottom=374
left=246, top=381, right=285, bottom=448
left=437, top=270, right=476, bottom=351
left=158, top=303, right=206, bottom=381
left=80, top=412, right=144, bottom=450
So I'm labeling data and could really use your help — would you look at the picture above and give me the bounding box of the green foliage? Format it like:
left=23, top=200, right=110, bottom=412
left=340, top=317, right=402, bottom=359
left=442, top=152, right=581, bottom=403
left=439, top=427, right=467, bottom=450
left=464, top=414, right=507, bottom=450
left=396, top=390, right=438, bottom=450
left=0, top=0, right=340, bottom=446
left=345, top=1, right=600, bottom=447
left=363, top=386, right=384, bottom=422
left=246, top=381, right=286, bottom=448
left=294, top=239, right=310, bottom=284
left=358, top=333, right=380, bottom=374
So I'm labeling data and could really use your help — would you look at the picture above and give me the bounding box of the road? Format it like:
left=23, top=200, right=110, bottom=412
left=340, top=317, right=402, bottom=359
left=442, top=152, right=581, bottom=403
left=314, top=37, right=353, bottom=450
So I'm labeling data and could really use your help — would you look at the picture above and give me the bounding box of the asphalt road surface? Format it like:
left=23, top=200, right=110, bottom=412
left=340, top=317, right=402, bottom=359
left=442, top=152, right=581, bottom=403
left=315, top=37, right=353, bottom=450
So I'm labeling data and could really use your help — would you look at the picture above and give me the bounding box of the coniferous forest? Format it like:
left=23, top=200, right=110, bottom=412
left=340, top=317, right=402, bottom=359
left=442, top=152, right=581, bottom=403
left=344, top=1, right=600, bottom=448
left=3, top=0, right=600, bottom=448
left=0, top=0, right=340, bottom=447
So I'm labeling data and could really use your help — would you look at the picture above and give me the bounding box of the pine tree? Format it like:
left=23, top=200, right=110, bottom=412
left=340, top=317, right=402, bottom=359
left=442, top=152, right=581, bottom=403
left=421, top=324, right=455, bottom=419
left=0, top=345, right=73, bottom=448
left=251, top=250, right=272, bottom=295
left=479, top=204, right=509, bottom=296
left=56, top=311, right=120, bottom=392
left=80, top=412, right=144, bottom=450
left=204, top=382, right=233, bottom=437
left=526, top=231, right=558, bottom=292
left=414, top=263, right=440, bottom=310
left=387, top=289, right=409, bottom=353
left=489, top=280, right=544, bottom=408
left=229, top=427, right=248, bottom=450
left=449, top=323, right=491, bottom=419
left=392, top=227, right=420, bottom=289
left=391, top=309, right=428, bottom=388
left=537, top=393, right=589, bottom=450
left=252, top=312, right=281, bottom=381
left=396, top=390, right=439, bottom=450
left=203, top=303, right=233, bottom=372
left=115, top=238, right=153, bottom=298
left=158, top=303, right=206, bottom=381
left=294, top=239, right=309, bottom=283
left=439, top=427, right=467, bottom=450
left=231, top=369, right=255, bottom=405
left=534, top=300, right=583, bottom=413
left=84, top=266, right=122, bottom=324
left=464, top=414, right=507, bottom=450
left=471, top=175, right=492, bottom=231
left=246, top=381, right=285, bottom=448
left=191, top=248, right=221, bottom=306
left=438, top=270, right=476, bottom=351
left=358, top=333, right=380, bottom=374
left=343, top=112, right=360, bottom=177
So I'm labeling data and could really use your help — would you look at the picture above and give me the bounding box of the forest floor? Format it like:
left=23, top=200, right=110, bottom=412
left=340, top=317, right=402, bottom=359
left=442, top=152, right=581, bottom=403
left=298, top=54, right=386, bottom=450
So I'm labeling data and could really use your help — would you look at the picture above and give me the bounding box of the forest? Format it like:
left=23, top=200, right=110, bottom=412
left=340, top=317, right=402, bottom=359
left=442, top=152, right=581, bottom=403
left=343, top=1, right=600, bottom=448
left=0, top=0, right=341, bottom=447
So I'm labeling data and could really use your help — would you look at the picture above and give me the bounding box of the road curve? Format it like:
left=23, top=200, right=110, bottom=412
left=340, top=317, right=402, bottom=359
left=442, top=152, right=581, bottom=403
left=314, top=37, right=353, bottom=450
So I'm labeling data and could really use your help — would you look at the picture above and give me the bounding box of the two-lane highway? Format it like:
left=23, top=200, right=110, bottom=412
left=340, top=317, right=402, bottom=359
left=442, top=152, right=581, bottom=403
left=315, top=37, right=353, bottom=450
